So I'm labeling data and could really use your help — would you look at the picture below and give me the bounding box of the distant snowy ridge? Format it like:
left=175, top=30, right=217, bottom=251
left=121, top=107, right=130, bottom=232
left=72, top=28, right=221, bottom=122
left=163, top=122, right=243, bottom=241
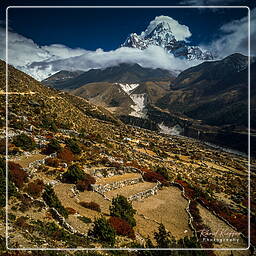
left=122, top=16, right=213, bottom=61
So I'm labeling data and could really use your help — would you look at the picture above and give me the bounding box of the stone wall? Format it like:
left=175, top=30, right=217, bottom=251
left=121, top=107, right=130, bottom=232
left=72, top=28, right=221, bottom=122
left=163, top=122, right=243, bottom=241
left=128, top=181, right=162, bottom=201
left=91, top=177, right=144, bottom=194
left=92, top=166, right=142, bottom=178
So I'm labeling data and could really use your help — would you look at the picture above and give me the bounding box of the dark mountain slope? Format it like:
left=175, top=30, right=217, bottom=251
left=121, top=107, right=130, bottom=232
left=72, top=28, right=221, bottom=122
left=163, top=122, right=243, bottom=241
left=42, top=63, right=175, bottom=90
left=157, top=53, right=253, bottom=128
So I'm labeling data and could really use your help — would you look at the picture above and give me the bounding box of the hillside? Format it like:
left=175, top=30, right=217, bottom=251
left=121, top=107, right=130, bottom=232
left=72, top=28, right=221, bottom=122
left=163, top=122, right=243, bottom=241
left=0, top=60, right=255, bottom=252
left=42, top=63, right=175, bottom=90
left=157, top=53, right=254, bottom=128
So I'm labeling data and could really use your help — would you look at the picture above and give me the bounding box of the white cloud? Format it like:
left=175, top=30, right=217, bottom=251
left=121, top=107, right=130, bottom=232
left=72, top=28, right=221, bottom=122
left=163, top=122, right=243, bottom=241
left=202, top=8, right=255, bottom=58
left=0, top=27, right=88, bottom=67
left=0, top=21, right=202, bottom=81
left=141, top=15, right=192, bottom=41
left=21, top=46, right=202, bottom=81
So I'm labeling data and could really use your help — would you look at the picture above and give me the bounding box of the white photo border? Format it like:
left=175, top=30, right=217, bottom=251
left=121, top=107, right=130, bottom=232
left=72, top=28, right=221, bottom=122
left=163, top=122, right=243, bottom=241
left=5, top=5, right=251, bottom=251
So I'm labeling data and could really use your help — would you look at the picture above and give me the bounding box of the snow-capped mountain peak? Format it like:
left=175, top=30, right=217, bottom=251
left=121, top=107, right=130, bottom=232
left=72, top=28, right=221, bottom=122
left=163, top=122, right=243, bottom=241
left=122, top=16, right=213, bottom=61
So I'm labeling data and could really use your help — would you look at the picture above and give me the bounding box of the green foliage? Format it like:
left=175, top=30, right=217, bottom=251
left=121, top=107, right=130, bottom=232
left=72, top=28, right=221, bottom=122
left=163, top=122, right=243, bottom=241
left=110, top=195, right=136, bottom=227
left=89, top=217, right=116, bottom=246
left=62, top=164, right=85, bottom=184
left=155, top=166, right=171, bottom=180
left=41, top=118, right=58, bottom=132
left=12, top=133, right=36, bottom=151
left=65, top=138, right=81, bottom=154
left=42, top=185, right=68, bottom=218
left=77, top=216, right=92, bottom=224
left=154, top=223, right=175, bottom=248
left=79, top=201, right=101, bottom=212
left=46, top=139, right=61, bottom=154
left=32, top=220, right=90, bottom=248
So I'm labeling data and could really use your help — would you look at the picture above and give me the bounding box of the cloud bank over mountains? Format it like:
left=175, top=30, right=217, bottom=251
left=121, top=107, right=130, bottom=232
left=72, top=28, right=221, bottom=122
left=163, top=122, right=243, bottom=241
left=0, top=11, right=253, bottom=81
left=202, top=8, right=254, bottom=57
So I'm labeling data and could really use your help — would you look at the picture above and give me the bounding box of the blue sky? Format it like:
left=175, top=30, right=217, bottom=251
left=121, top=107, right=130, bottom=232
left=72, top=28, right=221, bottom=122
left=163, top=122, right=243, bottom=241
left=0, top=0, right=255, bottom=81
left=3, top=5, right=251, bottom=51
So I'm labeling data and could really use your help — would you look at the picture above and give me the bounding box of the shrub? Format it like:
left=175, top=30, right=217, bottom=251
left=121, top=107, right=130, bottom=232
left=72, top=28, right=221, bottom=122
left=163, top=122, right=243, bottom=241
left=76, top=174, right=96, bottom=191
left=62, top=164, right=85, bottom=184
left=154, top=223, right=176, bottom=248
left=65, top=138, right=81, bottom=154
left=155, top=166, right=171, bottom=180
left=108, top=216, right=135, bottom=239
left=41, top=118, right=58, bottom=132
left=8, top=162, right=28, bottom=188
left=66, top=207, right=77, bottom=215
left=15, top=216, right=29, bottom=229
left=79, top=201, right=101, bottom=212
left=45, top=139, right=61, bottom=154
left=45, top=157, right=60, bottom=167
left=89, top=217, right=116, bottom=246
left=78, top=216, right=92, bottom=224
left=142, top=171, right=167, bottom=185
left=110, top=195, right=136, bottom=227
left=12, top=133, right=36, bottom=151
left=57, top=148, right=74, bottom=162
left=42, top=185, right=68, bottom=218
left=25, top=179, right=44, bottom=198
left=0, top=158, right=17, bottom=206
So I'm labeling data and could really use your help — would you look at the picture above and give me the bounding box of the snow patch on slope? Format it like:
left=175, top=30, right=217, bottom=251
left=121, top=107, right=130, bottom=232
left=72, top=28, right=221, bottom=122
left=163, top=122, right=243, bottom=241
left=130, top=93, right=147, bottom=118
left=115, top=83, right=140, bottom=95
left=158, top=123, right=183, bottom=135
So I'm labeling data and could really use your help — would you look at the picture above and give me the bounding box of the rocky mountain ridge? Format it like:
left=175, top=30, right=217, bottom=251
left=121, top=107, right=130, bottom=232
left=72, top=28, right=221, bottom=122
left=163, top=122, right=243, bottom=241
left=122, top=19, right=213, bottom=61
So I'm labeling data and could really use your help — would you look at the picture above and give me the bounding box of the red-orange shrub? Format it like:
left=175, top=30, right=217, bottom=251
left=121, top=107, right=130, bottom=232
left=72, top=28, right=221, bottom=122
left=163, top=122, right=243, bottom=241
left=25, top=179, right=44, bottom=198
left=76, top=174, right=96, bottom=191
left=65, top=207, right=77, bottom=215
left=79, top=201, right=101, bottom=212
left=45, top=157, right=59, bottom=167
left=108, top=216, right=135, bottom=239
left=57, top=148, right=74, bottom=162
left=142, top=171, right=167, bottom=185
left=8, top=162, right=28, bottom=188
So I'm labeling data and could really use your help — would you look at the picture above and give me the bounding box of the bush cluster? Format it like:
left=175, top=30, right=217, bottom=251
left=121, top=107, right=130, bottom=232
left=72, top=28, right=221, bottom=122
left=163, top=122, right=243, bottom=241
left=108, top=216, right=135, bottom=239
left=65, top=138, right=81, bottom=154
left=76, top=174, right=96, bottom=191
left=154, top=166, right=171, bottom=180
left=79, top=201, right=101, bottom=212
left=42, top=185, right=68, bottom=218
left=62, top=164, right=85, bottom=184
left=89, top=217, right=116, bottom=246
left=25, top=179, right=44, bottom=198
left=41, top=118, right=58, bottom=132
left=57, top=147, right=74, bottom=162
left=12, top=133, right=36, bottom=151
left=8, top=162, right=28, bottom=188
left=0, top=158, right=18, bottom=207
left=142, top=170, right=168, bottom=185
left=45, top=157, right=60, bottom=167
left=110, top=195, right=136, bottom=227
left=78, top=216, right=92, bottom=224
left=45, top=139, right=61, bottom=154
